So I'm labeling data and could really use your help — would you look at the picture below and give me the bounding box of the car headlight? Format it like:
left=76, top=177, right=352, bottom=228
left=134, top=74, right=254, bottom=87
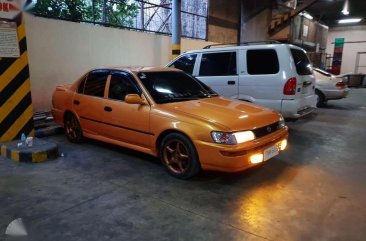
left=211, top=131, right=255, bottom=145
left=278, top=114, right=286, bottom=128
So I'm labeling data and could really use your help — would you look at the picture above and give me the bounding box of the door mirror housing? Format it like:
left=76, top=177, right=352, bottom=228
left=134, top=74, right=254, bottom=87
left=125, top=94, right=147, bottom=105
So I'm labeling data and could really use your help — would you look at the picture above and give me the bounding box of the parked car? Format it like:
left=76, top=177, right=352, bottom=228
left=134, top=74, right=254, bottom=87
left=313, top=67, right=350, bottom=107
left=167, top=42, right=317, bottom=119
left=52, top=67, right=288, bottom=179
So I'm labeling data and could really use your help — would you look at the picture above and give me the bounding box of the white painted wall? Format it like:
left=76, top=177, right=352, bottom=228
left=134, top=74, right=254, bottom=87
left=326, top=25, right=366, bottom=74
left=24, top=14, right=214, bottom=112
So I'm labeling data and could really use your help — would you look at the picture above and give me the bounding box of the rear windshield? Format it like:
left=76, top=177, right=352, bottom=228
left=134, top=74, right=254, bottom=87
left=291, top=49, right=313, bottom=75
left=314, top=68, right=332, bottom=77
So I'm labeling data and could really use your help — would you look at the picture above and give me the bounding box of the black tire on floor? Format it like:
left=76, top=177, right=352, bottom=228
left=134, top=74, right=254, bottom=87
left=160, top=133, right=201, bottom=179
left=64, top=113, right=84, bottom=143
left=315, top=89, right=327, bottom=107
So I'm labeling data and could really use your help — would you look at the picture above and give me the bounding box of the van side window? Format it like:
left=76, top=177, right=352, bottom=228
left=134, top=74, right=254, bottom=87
left=169, top=54, right=197, bottom=74
left=247, top=49, right=279, bottom=75
left=83, top=70, right=109, bottom=97
left=291, top=49, right=313, bottom=75
left=199, top=52, right=236, bottom=76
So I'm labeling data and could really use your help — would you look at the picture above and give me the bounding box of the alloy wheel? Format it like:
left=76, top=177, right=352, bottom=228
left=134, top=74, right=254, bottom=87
left=163, top=139, right=190, bottom=175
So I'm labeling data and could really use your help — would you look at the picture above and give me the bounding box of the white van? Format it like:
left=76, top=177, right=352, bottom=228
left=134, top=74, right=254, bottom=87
left=167, top=42, right=317, bottom=118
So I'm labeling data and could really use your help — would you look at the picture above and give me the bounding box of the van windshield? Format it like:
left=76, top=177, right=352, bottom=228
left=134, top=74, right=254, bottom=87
left=291, top=49, right=313, bottom=75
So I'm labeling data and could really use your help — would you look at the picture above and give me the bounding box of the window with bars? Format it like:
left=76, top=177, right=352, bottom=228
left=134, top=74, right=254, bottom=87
left=31, top=0, right=208, bottom=39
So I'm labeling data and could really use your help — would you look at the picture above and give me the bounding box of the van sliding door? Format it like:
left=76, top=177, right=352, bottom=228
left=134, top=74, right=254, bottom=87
left=196, top=51, right=239, bottom=98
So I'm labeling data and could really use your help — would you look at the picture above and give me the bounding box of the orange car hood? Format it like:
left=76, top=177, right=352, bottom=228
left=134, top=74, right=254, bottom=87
left=158, top=97, right=280, bottom=131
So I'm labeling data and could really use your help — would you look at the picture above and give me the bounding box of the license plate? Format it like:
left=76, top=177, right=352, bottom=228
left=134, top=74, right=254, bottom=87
left=264, top=145, right=279, bottom=161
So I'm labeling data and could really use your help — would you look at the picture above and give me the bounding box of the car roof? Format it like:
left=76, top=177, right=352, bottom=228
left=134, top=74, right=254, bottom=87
left=183, top=43, right=305, bottom=54
left=90, top=66, right=182, bottom=74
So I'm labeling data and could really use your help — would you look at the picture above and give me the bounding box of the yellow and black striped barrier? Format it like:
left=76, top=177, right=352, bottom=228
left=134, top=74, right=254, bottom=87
left=0, top=138, right=59, bottom=163
left=172, top=44, right=181, bottom=60
left=0, top=15, right=34, bottom=142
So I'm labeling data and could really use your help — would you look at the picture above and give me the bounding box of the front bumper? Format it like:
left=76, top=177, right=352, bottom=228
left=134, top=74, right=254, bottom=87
left=194, top=127, right=288, bottom=172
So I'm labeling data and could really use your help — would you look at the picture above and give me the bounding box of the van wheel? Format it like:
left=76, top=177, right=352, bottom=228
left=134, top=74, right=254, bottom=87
left=64, top=113, right=84, bottom=143
left=160, top=133, right=201, bottom=179
left=315, top=90, right=327, bottom=107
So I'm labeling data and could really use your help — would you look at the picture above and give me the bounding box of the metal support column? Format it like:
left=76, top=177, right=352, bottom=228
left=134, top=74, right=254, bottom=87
left=171, top=0, right=181, bottom=59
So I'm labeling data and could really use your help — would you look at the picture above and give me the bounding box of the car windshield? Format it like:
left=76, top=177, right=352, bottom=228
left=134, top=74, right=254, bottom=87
left=138, top=71, right=218, bottom=104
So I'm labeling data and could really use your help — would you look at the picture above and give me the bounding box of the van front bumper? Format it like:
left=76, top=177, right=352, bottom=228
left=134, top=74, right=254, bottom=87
left=281, top=94, right=317, bottom=118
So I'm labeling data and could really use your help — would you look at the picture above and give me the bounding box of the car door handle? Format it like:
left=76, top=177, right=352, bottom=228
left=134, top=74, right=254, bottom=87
left=104, top=106, right=112, bottom=112
left=227, top=81, right=236, bottom=85
left=73, top=100, right=80, bottom=105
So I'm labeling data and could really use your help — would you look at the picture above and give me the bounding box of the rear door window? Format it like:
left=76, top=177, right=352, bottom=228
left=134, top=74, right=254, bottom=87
left=291, top=49, right=313, bottom=75
left=83, top=70, right=109, bottom=97
left=247, top=49, right=279, bottom=75
left=199, top=52, right=237, bottom=76
left=169, top=54, right=197, bottom=74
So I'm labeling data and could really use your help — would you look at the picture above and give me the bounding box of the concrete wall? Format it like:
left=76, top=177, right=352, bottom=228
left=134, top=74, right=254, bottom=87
left=24, top=14, right=214, bottom=112
left=207, top=0, right=273, bottom=43
left=326, top=25, right=366, bottom=74
left=272, top=26, right=290, bottom=41
left=207, top=0, right=240, bottom=43
left=240, top=8, right=271, bottom=42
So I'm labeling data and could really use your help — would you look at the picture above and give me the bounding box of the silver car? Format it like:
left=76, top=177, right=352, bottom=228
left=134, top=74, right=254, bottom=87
left=313, top=68, right=350, bottom=107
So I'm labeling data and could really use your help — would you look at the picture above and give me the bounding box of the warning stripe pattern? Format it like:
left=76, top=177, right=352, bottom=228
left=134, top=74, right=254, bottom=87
left=0, top=17, right=34, bottom=142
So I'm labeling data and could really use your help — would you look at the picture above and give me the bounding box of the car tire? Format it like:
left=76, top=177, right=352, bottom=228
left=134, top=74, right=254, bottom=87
left=160, top=133, right=201, bottom=179
left=315, top=89, right=327, bottom=107
left=64, top=113, right=84, bottom=143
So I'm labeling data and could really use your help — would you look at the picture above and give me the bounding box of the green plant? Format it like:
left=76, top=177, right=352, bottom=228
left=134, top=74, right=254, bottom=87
left=31, top=0, right=139, bottom=27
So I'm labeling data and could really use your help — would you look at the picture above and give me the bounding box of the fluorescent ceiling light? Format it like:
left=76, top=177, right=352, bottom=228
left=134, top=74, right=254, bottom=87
left=341, top=9, right=349, bottom=15
left=300, top=12, right=313, bottom=20
left=342, top=0, right=349, bottom=15
left=338, top=18, right=362, bottom=24
left=342, top=9, right=349, bottom=15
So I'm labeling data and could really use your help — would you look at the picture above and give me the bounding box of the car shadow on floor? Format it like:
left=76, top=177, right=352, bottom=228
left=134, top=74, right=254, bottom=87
left=78, top=136, right=299, bottom=188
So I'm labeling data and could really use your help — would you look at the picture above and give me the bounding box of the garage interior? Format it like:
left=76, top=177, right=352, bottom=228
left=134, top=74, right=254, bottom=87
left=1, top=0, right=366, bottom=240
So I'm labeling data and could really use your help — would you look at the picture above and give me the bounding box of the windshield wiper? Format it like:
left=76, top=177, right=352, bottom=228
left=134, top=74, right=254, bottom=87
left=195, top=92, right=219, bottom=98
left=158, top=97, right=199, bottom=103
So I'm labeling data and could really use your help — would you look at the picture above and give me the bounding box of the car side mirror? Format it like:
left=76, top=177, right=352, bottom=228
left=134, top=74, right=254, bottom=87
left=125, top=94, right=147, bottom=105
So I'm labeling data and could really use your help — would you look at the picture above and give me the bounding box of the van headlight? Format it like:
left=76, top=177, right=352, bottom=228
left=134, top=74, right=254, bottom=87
left=211, top=131, right=255, bottom=145
left=278, top=114, right=286, bottom=128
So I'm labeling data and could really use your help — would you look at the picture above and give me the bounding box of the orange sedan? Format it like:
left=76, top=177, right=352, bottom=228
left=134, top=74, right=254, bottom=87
left=52, top=67, right=288, bottom=179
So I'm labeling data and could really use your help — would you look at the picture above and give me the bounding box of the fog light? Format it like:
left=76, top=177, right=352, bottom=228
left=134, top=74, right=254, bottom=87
left=279, top=139, right=287, bottom=151
left=250, top=153, right=263, bottom=164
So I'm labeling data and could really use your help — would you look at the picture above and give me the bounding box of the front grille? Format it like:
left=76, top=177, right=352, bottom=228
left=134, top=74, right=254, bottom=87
left=253, top=121, right=280, bottom=138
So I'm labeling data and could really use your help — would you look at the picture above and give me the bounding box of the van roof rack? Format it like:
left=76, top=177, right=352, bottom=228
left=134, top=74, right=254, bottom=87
left=203, top=40, right=282, bottom=49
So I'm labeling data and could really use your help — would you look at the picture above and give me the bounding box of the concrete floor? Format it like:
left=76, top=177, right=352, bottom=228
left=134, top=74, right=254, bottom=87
left=1, top=89, right=366, bottom=241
